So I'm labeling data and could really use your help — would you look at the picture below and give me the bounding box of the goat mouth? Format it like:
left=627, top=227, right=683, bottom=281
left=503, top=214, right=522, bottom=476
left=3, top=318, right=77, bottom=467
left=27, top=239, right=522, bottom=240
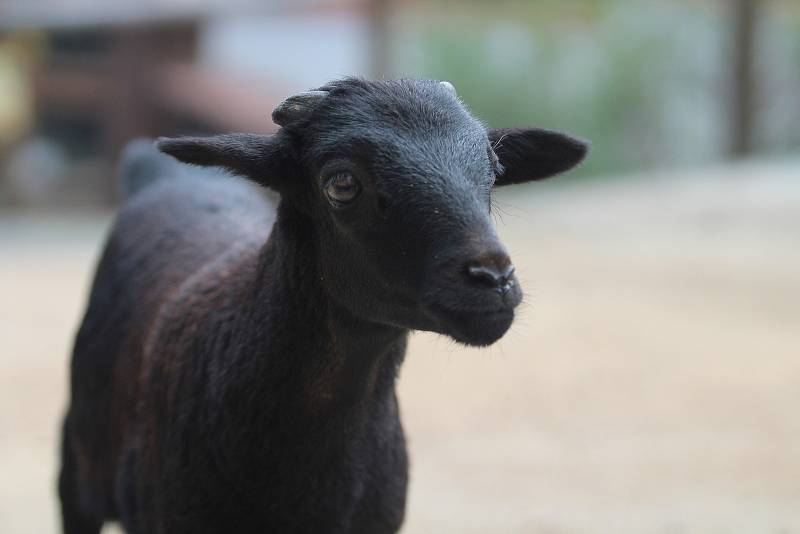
left=428, top=305, right=515, bottom=347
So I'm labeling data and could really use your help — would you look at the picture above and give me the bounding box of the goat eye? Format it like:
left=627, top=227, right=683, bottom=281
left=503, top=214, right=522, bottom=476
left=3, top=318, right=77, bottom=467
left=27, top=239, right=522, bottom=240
left=324, top=172, right=361, bottom=205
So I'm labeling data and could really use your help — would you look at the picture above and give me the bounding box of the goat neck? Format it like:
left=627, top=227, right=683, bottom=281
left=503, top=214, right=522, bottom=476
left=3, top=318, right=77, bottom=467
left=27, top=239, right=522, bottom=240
left=245, top=199, right=408, bottom=411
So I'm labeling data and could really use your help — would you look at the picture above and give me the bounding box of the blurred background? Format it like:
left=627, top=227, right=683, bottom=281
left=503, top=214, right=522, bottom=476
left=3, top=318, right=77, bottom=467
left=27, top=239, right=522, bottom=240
left=1, top=0, right=799, bottom=532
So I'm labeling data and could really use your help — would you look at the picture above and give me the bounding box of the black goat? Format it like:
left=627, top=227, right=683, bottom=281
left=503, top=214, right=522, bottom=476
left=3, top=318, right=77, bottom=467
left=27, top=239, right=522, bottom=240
left=59, top=78, right=587, bottom=534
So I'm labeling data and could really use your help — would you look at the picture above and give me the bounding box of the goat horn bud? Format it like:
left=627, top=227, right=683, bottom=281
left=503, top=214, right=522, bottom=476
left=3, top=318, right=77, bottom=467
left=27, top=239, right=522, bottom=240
left=439, top=81, right=457, bottom=96
left=272, top=90, right=329, bottom=127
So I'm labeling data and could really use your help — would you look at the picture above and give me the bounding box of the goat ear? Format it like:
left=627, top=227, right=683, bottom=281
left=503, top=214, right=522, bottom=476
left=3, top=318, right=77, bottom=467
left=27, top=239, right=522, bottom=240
left=488, top=128, right=589, bottom=186
left=157, top=133, right=296, bottom=193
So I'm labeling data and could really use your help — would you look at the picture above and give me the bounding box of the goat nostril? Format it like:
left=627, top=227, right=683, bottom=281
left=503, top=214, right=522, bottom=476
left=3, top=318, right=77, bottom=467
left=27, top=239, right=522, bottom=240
left=467, top=265, right=496, bottom=287
left=466, top=263, right=515, bottom=289
left=500, top=265, right=515, bottom=283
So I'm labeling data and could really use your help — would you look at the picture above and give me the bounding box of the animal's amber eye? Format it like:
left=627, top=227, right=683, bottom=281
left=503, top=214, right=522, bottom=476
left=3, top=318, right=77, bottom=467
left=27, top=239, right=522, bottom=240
left=324, top=172, right=361, bottom=206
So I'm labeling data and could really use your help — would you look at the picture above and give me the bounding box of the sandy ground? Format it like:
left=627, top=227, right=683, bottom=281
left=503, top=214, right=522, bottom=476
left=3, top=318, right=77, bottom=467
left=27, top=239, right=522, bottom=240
left=1, top=160, right=799, bottom=533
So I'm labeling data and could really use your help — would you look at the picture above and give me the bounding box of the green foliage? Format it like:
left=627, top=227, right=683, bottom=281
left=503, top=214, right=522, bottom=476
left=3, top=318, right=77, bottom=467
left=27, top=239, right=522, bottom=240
left=395, top=1, right=800, bottom=179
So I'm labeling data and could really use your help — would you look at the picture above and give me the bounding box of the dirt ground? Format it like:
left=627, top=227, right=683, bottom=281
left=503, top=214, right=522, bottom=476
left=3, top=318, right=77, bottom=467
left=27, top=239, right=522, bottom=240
left=2, top=160, right=799, bottom=534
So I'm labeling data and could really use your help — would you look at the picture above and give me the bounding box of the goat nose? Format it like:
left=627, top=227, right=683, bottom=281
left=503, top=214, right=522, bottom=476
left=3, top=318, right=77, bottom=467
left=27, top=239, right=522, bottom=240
left=466, top=258, right=515, bottom=291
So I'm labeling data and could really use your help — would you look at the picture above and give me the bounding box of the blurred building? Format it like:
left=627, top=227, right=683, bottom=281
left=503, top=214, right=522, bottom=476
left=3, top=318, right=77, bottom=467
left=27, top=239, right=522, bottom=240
left=0, top=0, right=378, bottom=205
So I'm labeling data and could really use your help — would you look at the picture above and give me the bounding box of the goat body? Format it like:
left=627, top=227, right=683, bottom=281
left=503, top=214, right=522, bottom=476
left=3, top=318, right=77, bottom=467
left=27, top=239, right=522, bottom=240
left=60, top=78, right=588, bottom=534
left=62, top=172, right=407, bottom=534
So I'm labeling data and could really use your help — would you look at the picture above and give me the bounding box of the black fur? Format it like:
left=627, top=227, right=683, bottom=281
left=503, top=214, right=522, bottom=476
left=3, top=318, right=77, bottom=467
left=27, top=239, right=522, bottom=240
left=60, top=78, right=588, bottom=534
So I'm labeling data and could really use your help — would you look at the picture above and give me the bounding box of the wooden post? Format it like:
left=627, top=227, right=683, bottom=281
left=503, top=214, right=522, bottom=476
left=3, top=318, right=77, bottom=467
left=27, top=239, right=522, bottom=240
left=367, top=0, right=391, bottom=79
left=730, top=0, right=759, bottom=157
